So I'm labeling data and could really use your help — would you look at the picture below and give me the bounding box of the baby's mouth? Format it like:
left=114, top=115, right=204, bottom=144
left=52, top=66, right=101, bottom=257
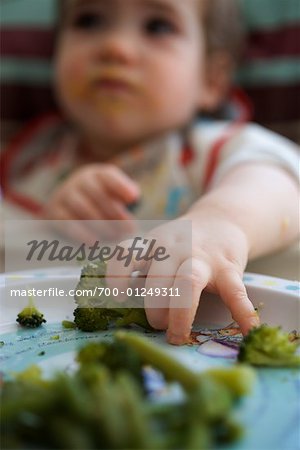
left=94, top=78, right=134, bottom=93
left=94, top=78, right=130, bottom=92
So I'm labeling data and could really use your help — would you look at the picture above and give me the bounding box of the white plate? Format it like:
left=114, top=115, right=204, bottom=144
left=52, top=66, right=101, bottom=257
left=0, top=268, right=299, bottom=450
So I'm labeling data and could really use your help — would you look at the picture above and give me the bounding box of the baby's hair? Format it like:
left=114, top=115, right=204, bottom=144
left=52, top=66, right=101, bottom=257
left=201, top=0, right=244, bottom=62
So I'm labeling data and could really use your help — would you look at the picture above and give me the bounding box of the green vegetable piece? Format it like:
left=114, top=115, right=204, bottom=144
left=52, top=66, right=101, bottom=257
left=0, top=332, right=252, bottom=450
left=74, top=260, right=107, bottom=308
left=50, top=335, right=60, bottom=341
left=115, top=373, right=151, bottom=449
left=13, top=365, right=43, bottom=382
left=77, top=340, right=144, bottom=386
left=203, top=365, right=256, bottom=396
left=115, top=308, right=153, bottom=330
left=97, top=371, right=137, bottom=448
left=62, top=320, right=77, bottom=329
left=188, top=376, right=234, bottom=420
left=115, top=331, right=203, bottom=391
left=185, top=420, right=212, bottom=450
left=80, top=259, right=107, bottom=279
left=49, top=417, right=95, bottom=450
left=73, top=259, right=152, bottom=332
left=73, top=307, right=109, bottom=331
left=116, top=331, right=256, bottom=398
left=238, top=324, right=300, bottom=367
left=214, top=417, right=243, bottom=444
left=16, top=297, right=46, bottom=328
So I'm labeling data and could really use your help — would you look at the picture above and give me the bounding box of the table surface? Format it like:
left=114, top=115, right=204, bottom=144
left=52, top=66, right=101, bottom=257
left=246, top=241, right=299, bottom=281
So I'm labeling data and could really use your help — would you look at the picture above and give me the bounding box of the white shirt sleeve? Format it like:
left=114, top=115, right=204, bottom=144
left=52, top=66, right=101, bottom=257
left=210, top=123, right=300, bottom=187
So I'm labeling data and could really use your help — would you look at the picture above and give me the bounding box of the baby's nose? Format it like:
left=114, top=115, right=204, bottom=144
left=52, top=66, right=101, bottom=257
left=95, top=30, right=139, bottom=65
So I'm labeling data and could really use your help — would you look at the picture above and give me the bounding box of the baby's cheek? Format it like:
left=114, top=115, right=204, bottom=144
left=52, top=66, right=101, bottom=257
left=146, top=69, right=199, bottom=122
left=59, top=58, right=88, bottom=101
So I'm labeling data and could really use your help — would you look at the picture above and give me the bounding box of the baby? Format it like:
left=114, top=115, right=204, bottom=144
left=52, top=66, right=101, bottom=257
left=2, top=0, right=299, bottom=344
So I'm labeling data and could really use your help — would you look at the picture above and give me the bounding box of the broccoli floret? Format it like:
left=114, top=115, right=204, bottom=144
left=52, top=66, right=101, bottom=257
left=80, top=259, right=107, bottom=279
left=16, top=297, right=46, bottom=328
left=77, top=340, right=144, bottom=386
left=73, top=306, right=152, bottom=332
left=73, top=259, right=152, bottom=332
left=73, top=307, right=110, bottom=331
left=238, top=324, right=300, bottom=367
left=74, top=260, right=108, bottom=307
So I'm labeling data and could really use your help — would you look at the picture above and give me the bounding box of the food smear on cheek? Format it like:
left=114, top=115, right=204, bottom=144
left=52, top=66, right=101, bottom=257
left=64, top=60, right=88, bottom=100
left=66, top=81, right=134, bottom=115
left=67, top=79, right=88, bottom=99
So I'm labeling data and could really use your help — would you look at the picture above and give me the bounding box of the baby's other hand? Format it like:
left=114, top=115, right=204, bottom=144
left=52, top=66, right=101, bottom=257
left=42, top=163, right=140, bottom=242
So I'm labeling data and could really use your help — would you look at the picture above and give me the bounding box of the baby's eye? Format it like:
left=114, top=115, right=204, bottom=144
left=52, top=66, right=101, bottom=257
left=145, top=17, right=176, bottom=36
left=72, top=12, right=104, bottom=30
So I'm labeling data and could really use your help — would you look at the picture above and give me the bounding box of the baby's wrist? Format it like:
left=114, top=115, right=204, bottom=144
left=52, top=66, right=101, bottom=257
left=183, top=207, right=251, bottom=255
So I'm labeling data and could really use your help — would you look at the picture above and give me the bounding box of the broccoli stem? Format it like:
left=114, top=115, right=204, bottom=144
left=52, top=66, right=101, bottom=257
left=115, top=331, right=201, bottom=391
left=16, top=296, right=46, bottom=328
left=115, top=331, right=256, bottom=399
left=116, top=374, right=152, bottom=449
left=203, top=365, right=255, bottom=396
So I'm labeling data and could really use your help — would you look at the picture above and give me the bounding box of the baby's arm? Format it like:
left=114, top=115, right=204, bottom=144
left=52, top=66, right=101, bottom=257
left=197, top=163, right=299, bottom=260
left=169, top=163, right=299, bottom=340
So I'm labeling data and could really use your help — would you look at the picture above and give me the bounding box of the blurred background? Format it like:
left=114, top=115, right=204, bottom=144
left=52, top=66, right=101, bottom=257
left=0, top=0, right=299, bottom=279
left=1, top=0, right=299, bottom=146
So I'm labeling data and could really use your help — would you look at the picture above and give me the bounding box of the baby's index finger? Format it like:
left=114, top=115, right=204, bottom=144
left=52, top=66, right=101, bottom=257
left=100, top=168, right=140, bottom=204
left=215, top=268, right=260, bottom=335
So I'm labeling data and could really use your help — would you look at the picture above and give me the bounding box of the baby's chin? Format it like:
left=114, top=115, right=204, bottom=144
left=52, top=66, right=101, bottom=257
left=67, top=100, right=192, bottom=150
left=78, top=117, right=166, bottom=145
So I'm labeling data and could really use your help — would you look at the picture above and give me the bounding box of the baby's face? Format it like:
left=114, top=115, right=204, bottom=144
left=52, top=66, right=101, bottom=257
left=55, top=0, right=207, bottom=148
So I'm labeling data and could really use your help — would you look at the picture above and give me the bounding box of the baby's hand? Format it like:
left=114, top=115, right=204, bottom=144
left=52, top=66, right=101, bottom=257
left=106, top=213, right=259, bottom=344
left=42, top=164, right=140, bottom=242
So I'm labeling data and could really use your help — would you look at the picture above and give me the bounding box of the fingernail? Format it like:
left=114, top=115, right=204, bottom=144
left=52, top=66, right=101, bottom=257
left=167, top=330, right=190, bottom=346
left=243, top=316, right=260, bottom=335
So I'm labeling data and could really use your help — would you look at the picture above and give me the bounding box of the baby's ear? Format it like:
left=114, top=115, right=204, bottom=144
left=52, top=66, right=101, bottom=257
left=199, top=52, right=235, bottom=112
